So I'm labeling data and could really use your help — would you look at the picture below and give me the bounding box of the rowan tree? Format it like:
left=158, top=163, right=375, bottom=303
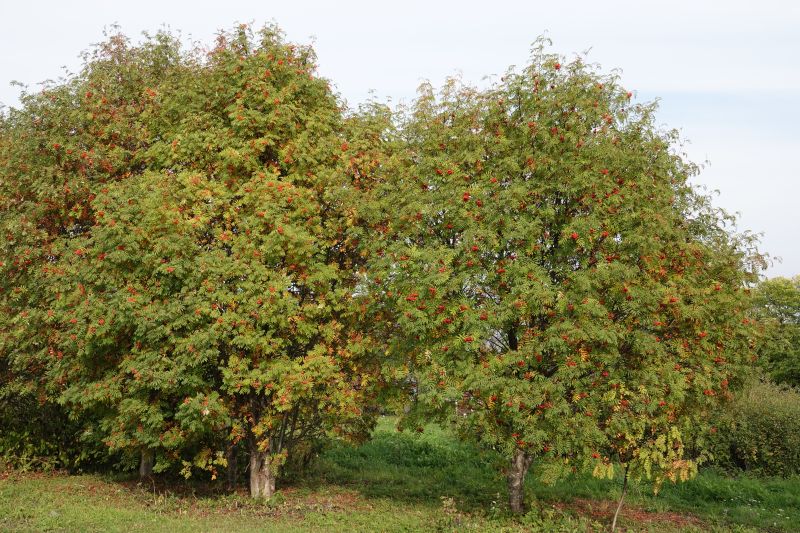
left=3, top=25, right=385, bottom=496
left=0, top=29, right=193, bottom=469
left=369, top=43, right=761, bottom=514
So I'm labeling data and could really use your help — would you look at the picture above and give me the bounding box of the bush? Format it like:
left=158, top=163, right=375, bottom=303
left=0, top=392, right=93, bottom=471
left=709, top=380, right=800, bottom=477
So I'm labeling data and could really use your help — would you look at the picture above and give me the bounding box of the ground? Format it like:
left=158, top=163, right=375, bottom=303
left=1, top=418, right=797, bottom=532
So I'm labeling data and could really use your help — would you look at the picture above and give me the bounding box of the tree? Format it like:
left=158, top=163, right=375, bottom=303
left=369, top=43, right=761, bottom=514
left=752, top=276, right=800, bottom=387
left=0, top=28, right=193, bottom=473
left=2, top=25, right=385, bottom=497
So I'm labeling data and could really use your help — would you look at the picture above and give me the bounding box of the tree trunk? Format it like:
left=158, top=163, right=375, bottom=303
left=139, top=448, right=154, bottom=479
left=226, top=443, right=238, bottom=491
left=507, top=448, right=533, bottom=514
left=611, top=464, right=630, bottom=532
left=249, top=448, right=276, bottom=499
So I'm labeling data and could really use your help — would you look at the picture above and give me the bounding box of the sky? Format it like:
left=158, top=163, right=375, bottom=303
left=1, top=0, right=798, bottom=277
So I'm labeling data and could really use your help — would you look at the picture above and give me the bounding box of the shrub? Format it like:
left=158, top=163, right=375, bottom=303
left=0, top=390, right=102, bottom=472
left=709, top=380, right=800, bottom=477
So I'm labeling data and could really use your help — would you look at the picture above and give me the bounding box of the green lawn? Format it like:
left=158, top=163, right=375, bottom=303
left=1, top=417, right=797, bottom=532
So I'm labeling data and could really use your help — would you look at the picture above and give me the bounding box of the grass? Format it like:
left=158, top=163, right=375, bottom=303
left=1, top=417, right=797, bottom=532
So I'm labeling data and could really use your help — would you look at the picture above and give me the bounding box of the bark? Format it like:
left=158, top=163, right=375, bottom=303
left=249, top=448, right=276, bottom=499
left=507, top=448, right=533, bottom=514
left=611, top=464, right=630, bottom=532
left=139, top=448, right=154, bottom=480
left=225, top=443, right=238, bottom=491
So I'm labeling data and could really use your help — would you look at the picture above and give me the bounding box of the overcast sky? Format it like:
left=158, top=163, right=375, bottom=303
left=1, top=0, right=797, bottom=277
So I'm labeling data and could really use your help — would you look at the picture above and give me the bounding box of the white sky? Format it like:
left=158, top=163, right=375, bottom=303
left=1, top=0, right=798, bottom=277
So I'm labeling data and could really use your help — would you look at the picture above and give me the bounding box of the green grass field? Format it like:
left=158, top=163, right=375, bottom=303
left=1, top=417, right=797, bottom=532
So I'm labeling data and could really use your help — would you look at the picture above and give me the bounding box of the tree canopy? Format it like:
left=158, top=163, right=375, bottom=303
left=0, top=27, right=766, bottom=509
left=367, top=44, right=762, bottom=512
left=1, top=25, right=385, bottom=496
left=752, top=276, right=800, bottom=387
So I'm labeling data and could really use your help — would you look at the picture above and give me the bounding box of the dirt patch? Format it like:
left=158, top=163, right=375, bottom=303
left=0, top=468, right=70, bottom=483
left=552, top=498, right=705, bottom=529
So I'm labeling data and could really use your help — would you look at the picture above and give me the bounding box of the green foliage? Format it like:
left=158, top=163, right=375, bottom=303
left=0, top=391, right=95, bottom=472
left=752, top=276, right=800, bottom=387
left=4, top=418, right=794, bottom=532
left=0, top=21, right=770, bottom=516
left=0, top=29, right=192, bottom=472
left=707, top=380, right=800, bottom=477
left=367, top=39, right=762, bottom=510
left=316, top=419, right=502, bottom=506
left=315, top=419, right=799, bottom=531
left=0, top=24, right=385, bottom=484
